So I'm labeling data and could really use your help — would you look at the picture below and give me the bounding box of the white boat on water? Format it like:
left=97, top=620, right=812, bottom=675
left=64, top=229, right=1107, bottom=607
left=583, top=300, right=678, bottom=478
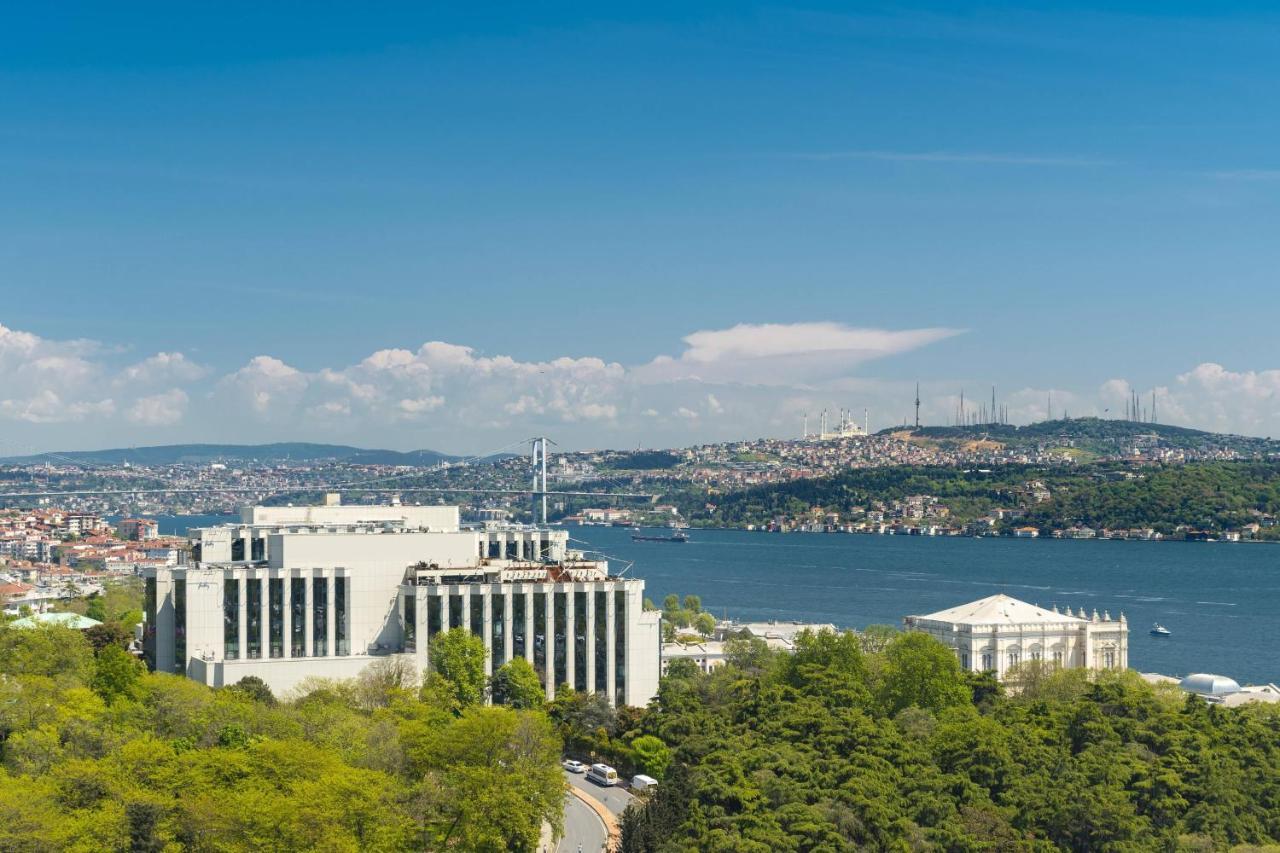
left=1150, top=623, right=1171, bottom=637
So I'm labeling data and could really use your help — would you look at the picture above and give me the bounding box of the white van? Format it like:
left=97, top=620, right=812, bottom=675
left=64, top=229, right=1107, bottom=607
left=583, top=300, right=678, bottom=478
left=586, top=763, right=618, bottom=786
left=631, top=774, right=658, bottom=792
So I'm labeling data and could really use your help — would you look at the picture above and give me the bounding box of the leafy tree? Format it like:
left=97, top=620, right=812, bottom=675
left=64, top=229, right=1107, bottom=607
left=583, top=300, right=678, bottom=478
left=91, top=644, right=145, bottom=704
left=662, top=594, right=680, bottom=612
left=86, top=621, right=134, bottom=653
left=692, top=611, right=716, bottom=637
left=877, top=631, right=971, bottom=715
left=682, top=595, right=701, bottom=613
left=490, top=657, right=545, bottom=709
left=0, top=624, right=95, bottom=683
left=431, top=628, right=488, bottom=708
left=630, top=734, right=672, bottom=780
left=228, top=675, right=276, bottom=706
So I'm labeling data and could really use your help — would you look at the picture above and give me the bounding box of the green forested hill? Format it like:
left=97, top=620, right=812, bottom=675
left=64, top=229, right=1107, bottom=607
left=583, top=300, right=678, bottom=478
left=676, top=461, right=1280, bottom=534
left=621, top=631, right=1280, bottom=852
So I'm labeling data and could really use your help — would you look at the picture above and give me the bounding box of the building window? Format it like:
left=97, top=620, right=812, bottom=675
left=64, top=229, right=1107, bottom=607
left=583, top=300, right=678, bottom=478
left=231, top=538, right=245, bottom=561
left=312, top=576, right=328, bottom=657
left=143, top=577, right=157, bottom=670
left=960, top=652, right=970, bottom=670
left=251, top=537, right=265, bottom=561
left=554, top=592, right=568, bottom=689
left=470, top=594, right=484, bottom=637
left=1053, top=650, right=1064, bottom=666
left=174, top=579, right=186, bottom=672
left=246, top=579, right=262, bottom=659
left=574, top=591, right=588, bottom=691
left=268, top=578, right=284, bottom=658
left=430, top=591, right=444, bottom=639
left=290, top=578, right=306, bottom=656
left=1030, top=650, right=1042, bottom=662
left=404, top=593, right=416, bottom=653
left=981, top=652, right=992, bottom=671
left=491, top=594, right=505, bottom=670
left=1007, top=651, right=1020, bottom=668
left=533, top=591, right=547, bottom=682
left=595, top=591, right=608, bottom=693
left=450, top=594, right=464, bottom=631
left=1104, top=650, right=1116, bottom=668
left=224, top=578, right=240, bottom=660
left=615, top=591, right=626, bottom=697
left=335, top=577, right=348, bottom=656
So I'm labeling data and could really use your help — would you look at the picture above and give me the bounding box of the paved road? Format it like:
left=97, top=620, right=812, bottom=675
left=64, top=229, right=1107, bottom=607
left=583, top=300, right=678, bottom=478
left=563, top=768, right=636, bottom=818
left=555, top=791, right=607, bottom=853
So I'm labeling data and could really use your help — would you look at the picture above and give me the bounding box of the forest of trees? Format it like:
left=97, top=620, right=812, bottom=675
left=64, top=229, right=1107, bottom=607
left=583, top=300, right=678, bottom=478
left=620, top=630, right=1280, bottom=852
left=0, top=623, right=565, bottom=852
left=671, top=461, right=1280, bottom=535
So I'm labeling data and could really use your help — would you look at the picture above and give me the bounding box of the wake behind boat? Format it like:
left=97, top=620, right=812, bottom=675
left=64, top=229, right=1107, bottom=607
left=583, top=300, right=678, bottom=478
left=632, top=529, right=689, bottom=543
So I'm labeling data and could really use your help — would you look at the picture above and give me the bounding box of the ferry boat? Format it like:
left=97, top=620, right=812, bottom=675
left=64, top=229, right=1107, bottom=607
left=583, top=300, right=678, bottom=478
left=1150, top=623, right=1171, bottom=637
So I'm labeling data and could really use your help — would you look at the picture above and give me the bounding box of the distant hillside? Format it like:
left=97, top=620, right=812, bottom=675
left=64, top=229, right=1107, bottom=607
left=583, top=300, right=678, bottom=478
left=0, top=442, right=462, bottom=467
left=883, top=417, right=1278, bottom=455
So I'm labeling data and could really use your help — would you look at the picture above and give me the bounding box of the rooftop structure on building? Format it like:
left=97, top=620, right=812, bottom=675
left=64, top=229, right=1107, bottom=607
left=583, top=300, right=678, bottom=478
left=903, top=593, right=1128, bottom=680
left=718, top=619, right=839, bottom=651
left=143, top=497, right=660, bottom=705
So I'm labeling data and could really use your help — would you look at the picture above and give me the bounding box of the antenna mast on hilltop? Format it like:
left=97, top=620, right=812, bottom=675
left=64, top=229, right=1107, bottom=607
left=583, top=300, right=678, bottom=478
left=914, top=383, right=921, bottom=429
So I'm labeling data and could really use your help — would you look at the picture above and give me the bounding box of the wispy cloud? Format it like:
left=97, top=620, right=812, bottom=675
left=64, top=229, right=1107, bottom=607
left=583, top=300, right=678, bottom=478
left=1206, top=169, right=1280, bottom=182
left=782, top=149, right=1115, bottom=167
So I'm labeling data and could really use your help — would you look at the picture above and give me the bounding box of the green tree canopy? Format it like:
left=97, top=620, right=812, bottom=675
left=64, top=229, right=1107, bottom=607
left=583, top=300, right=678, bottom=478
left=490, top=657, right=545, bottom=709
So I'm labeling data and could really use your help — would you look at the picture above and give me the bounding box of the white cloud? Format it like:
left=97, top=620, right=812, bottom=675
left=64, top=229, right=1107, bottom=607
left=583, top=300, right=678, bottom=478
left=127, top=389, right=189, bottom=426
left=637, top=322, right=961, bottom=386
left=117, top=352, right=208, bottom=387
left=5, top=317, right=1280, bottom=451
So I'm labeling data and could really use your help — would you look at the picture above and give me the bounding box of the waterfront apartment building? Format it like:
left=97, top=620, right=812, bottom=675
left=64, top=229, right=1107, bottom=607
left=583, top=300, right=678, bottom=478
left=903, top=593, right=1128, bottom=681
left=142, top=499, right=661, bottom=706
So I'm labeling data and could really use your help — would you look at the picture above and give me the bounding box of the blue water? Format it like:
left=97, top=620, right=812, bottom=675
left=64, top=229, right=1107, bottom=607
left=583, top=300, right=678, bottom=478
left=570, top=527, right=1280, bottom=685
left=113, top=514, right=236, bottom=536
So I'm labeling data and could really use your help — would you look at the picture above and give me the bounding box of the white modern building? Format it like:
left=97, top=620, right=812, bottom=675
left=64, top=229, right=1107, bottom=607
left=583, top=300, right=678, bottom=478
left=903, top=593, right=1128, bottom=680
left=142, top=499, right=661, bottom=706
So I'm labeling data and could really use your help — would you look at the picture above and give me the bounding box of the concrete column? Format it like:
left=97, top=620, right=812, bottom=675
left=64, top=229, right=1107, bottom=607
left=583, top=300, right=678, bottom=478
left=502, top=588, right=514, bottom=665
left=585, top=584, right=596, bottom=693
left=304, top=572, right=314, bottom=657
left=523, top=589, right=535, bottom=664
left=259, top=570, right=270, bottom=660
left=605, top=589, right=617, bottom=705
left=325, top=572, right=336, bottom=658
left=565, top=585, right=576, bottom=691
left=237, top=574, right=247, bottom=660
left=282, top=571, right=292, bottom=659
left=460, top=588, right=472, bottom=635
left=544, top=587, right=555, bottom=700
left=482, top=588, right=494, bottom=678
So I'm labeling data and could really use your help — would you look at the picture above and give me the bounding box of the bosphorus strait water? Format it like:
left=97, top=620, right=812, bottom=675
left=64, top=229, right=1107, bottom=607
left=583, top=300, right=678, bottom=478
left=572, top=526, right=1280, bottom=685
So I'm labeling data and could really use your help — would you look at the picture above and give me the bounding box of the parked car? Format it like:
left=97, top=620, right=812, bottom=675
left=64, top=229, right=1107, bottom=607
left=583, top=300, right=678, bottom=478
left=631, top=774, right=659, bottom=792
left=562, top=759, right=586, bottom=774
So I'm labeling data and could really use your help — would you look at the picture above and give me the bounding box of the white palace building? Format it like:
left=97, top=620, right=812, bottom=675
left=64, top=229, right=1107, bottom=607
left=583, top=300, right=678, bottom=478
left=141, top=498, right=661, bottom=706
left=904, top=593, right=1129, bottom=680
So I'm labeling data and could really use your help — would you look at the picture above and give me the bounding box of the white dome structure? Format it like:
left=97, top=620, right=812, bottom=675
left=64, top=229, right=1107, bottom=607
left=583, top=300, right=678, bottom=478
left=1179, top=673, right=1241, bottom=696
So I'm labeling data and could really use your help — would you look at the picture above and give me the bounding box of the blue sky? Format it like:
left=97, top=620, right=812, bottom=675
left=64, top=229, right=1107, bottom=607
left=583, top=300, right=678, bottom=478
left=2, top=2, right=1278, bottom=452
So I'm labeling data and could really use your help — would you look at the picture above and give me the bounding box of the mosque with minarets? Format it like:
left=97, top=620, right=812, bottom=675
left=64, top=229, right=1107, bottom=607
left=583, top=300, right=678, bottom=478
left=903, top=593, right=1128, bottom=680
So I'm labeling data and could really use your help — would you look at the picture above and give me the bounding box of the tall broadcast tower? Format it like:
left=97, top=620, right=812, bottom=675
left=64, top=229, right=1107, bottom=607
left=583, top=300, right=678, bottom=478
left=914, top=383, right=921, bottom=429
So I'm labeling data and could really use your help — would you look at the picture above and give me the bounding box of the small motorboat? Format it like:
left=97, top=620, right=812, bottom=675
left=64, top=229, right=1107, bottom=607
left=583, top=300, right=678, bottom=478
left=1150, top=623, right=1171, bottom=637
